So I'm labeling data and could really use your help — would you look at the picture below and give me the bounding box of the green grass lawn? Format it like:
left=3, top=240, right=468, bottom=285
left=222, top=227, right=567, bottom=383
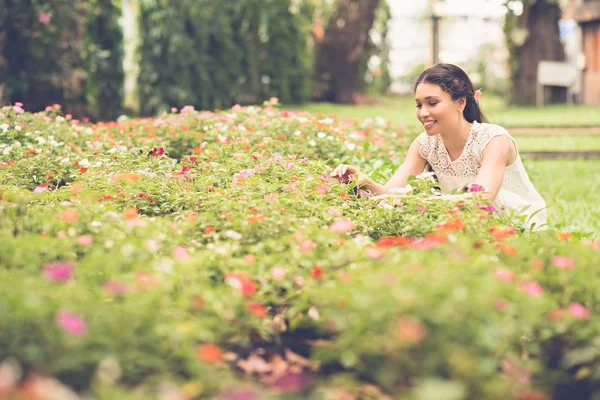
left=515, top=135, right=600, bottom=152
left=287, top=95, right=600, bottom=130
left=521, top=159, right=599, bottom=237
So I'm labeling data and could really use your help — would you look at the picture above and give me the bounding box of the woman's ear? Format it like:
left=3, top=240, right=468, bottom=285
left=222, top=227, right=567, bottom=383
left=456, top=97, right=467, bottom=113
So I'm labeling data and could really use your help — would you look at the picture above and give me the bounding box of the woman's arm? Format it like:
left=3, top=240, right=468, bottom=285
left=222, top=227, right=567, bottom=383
left=358, top=139, right=427, bottom=195
left=472, top=135, right=513, bottom=201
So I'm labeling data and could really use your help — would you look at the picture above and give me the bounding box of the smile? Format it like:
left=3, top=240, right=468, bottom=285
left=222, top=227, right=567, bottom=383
left=423, top=120, right=437, bottom=128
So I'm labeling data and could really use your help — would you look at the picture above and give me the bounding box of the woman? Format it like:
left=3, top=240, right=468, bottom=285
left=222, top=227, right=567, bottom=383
left=331, top=63, right=547, bottom=229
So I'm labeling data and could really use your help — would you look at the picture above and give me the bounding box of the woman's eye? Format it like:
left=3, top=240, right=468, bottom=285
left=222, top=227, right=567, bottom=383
left=415, top=104, right=422, bottom=108
left=429, top=102, right=438, bottom=106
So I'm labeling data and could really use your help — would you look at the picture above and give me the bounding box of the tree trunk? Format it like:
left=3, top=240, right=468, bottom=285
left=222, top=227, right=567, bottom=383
left=313, top=0, right=380, bottom=104
left=510, top=0, right=566, bottom=105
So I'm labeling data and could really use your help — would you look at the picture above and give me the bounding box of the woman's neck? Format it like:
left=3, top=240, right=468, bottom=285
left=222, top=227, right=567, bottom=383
left=440, top=119, right=474, bottom=161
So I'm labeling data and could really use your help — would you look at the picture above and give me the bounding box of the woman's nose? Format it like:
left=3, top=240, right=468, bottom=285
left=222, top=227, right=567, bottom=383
left=420, top=107, right=429, bottom=118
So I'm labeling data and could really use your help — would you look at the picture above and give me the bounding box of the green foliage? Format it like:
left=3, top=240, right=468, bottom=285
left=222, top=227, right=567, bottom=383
left=84, top=0, right=125, bottom=121
left=136, top=0, right=314, bottom=116
left=0, top=0, right=124, bottom=120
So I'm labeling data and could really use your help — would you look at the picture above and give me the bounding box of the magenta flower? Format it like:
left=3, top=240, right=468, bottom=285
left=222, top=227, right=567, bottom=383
left=474, top=89, right=482, bottom=101
left=43, top=262, right=74, bottom=282
left=551, top=256, right=576, bottom=269
left=55, top=310, right=87, bottom=336
left=568, top=302, right=590, bottom=319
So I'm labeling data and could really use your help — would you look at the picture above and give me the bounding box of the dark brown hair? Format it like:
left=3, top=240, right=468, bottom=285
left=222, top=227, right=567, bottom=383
left=414, top=63, right=485, bottom=123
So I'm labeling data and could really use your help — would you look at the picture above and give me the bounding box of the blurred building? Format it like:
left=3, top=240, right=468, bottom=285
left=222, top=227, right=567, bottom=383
left=565, top=0, right=600, bottom=105
left=387, top=0, right=507, bottom=94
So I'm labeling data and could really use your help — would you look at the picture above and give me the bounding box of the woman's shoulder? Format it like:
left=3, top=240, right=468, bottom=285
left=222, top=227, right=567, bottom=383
left=473, top=121, right=511, bottom=138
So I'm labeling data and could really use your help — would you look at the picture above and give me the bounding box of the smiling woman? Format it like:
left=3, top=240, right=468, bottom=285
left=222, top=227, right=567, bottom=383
left=332, top=63, right=548, bottom=229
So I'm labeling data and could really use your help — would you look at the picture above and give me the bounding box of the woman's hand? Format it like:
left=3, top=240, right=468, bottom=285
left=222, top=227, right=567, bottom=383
left=330, top=164, right=365, bottom=185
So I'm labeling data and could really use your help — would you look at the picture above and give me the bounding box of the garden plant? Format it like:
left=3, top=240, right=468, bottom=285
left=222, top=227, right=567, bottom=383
left=0, top=101, right=599, bottom=399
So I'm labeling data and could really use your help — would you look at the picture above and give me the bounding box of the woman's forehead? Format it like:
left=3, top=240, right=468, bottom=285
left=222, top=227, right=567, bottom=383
left=415, top=83, right=447, bottom=99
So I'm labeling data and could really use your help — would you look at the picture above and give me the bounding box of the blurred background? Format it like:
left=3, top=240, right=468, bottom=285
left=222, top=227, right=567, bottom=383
left=0, top=0, right=599, bottom=121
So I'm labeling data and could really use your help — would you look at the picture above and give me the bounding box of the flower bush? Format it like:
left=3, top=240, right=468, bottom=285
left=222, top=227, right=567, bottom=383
left=0, top=101, right=599, bottom=399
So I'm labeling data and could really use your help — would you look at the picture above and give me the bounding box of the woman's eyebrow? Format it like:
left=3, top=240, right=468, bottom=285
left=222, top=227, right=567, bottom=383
left=415, top=96, right=439, bottom=101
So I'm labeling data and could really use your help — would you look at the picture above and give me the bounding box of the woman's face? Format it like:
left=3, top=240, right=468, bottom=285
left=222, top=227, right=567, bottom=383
left=415, top=82, right=464, bottom=136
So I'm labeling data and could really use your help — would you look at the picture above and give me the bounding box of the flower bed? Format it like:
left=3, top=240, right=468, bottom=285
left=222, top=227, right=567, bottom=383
left=0, top=101, right=599, bottom=399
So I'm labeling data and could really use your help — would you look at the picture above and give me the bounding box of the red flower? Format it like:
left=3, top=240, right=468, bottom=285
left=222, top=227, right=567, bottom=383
left=225, top=272, right=257, bottom=297
left=246, top=301, right=267, bottom=318
left=311, top=266, right=323, bottom=280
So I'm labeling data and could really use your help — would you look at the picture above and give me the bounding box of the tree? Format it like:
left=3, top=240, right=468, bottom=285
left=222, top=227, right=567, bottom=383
left=504, top=0, right=566, bottom=105
left=313, top=0, right=380, bottom=104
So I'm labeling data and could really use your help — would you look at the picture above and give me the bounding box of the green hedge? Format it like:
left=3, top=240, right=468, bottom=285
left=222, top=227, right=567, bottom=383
left=0, top=0, right=123, bottom=120
left=136, top=0, right=314, bottom=116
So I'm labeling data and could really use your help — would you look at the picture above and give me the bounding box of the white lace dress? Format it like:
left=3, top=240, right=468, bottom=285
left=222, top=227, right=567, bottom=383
left=416, top=121, right=547, bottom=229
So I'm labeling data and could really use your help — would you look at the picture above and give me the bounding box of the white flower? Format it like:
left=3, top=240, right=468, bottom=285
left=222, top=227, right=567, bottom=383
left=317, top=132, right=327, bottom=139
left=318, top=117, right=334, bottom=125
left=308, top=140, right=317, bottom=146
left=293, top=130, right=302, bottom=136
left=389, top=184, right=413, bottom=195
left=79, top=159, right=91, bottom=167
left=223, top=230, right=243, bottom=240
left=14, top=125, right=22, bottom=131
left=345, top=143, right=356, bottom=151
left=416, top=171, right=435, bottom=180
left=90, top=221, right=102, bottom=227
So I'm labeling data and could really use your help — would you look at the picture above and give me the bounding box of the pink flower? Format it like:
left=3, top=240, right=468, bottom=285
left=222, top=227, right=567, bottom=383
left=243, top=255, right=256, bottom=264
left=43, top=262, right=74, bottom=282
left=494, top=268, right=515, bottom=282
left=328, top=208, right=342, bottom=216
left=316, top=185, right=331, bottom=194
left=271, top=267, right=287, bottom=280
left=568, top=302, right=590, bottom=319
left=329, top=219, right=355, bottom=233
left=416, top=206, right=428, bottom=213
left=519, top=281, right=544, bottom=297
left=55, top=310, right=87, bottom=336
left=300, top=240, right=317, bottom=253
left=264, top=193, right=279, bottom=201
left=284, top=163, right=296, bottom=170
left=173, top=246, right=192, bottom=263
left=551, top=256, right=576, bottom=269
left=39, top=12, right=52, bottom=25
left=76, top=235, right=94, bottom=246
left=103, top=280, right=130, bottom=295
left=33, top=184, right=49, bottom=193
left=474, top=89, right=482, bottom=101
left=365, top=247, right=382, bottom=259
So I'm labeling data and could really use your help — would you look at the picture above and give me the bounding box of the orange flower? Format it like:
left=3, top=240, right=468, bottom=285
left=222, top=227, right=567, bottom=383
left=61, top=208, right=79, bottom=223
left=436, top=218, right=465, bottom=232
left=557, top=231, right=572, bottom=240
left=530, top=258, right=544, bottom=270
left=123, top=207, right=138, bottom=220
left=496, top=242, right=518, bottom=256
left=196, top=344, right=223, bottom=364
left=203, top=226, right=215, bottom=234
left=247, top=215, right=265, bottom=224
left=69, top=183, right=84, bottom=195
left=112, top=173, right=141, bottom=183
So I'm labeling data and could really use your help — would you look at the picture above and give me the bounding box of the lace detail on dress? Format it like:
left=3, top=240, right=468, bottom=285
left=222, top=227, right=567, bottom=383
left=416, top=121, right=548, bottom=229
